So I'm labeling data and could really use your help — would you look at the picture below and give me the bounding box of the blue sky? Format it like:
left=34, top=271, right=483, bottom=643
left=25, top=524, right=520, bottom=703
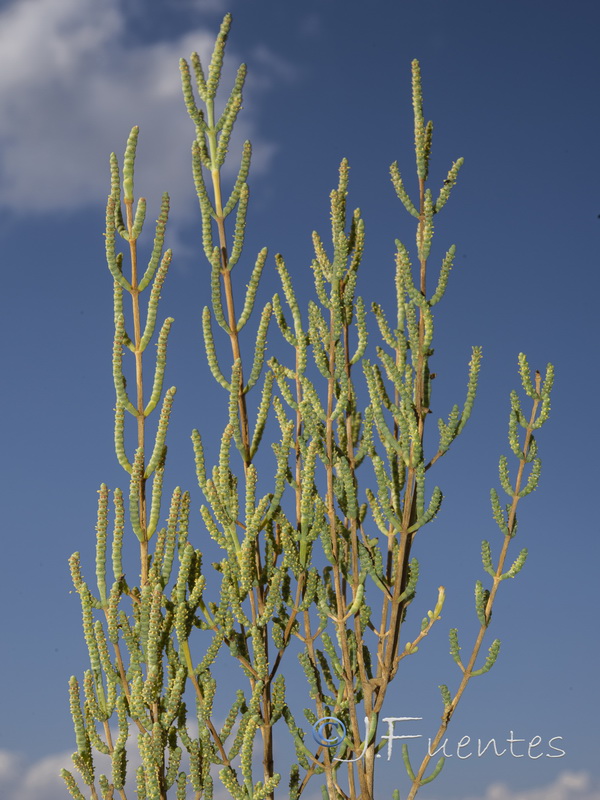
left=0, top=0, right=598, bottom=798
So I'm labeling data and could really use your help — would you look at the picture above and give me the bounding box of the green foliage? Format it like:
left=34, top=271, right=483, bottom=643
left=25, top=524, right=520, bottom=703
left=62, top=13, right=554, bottom=800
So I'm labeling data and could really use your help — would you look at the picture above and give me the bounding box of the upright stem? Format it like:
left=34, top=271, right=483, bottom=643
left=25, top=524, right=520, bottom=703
left=325, top=297, right=358, bottom=797
left=208, top=108, right=251, bottom=469
left=207, top=120, right=274, bottom=793
left=376, top=173, right=428, bottom=695
left=405, top=375, right=542, bottom=799
left=125, top=198, right=149, bottom=587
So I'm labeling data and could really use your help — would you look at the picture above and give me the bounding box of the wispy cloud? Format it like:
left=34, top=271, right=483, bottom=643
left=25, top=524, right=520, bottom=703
left=172, top=0, right=229, bottom=11
left=0, top=0, right=291, bottom=225
left=298, top=12, right=323, bottom=40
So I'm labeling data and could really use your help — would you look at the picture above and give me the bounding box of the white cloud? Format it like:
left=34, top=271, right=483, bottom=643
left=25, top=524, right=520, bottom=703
left=459, top=771, right=600, bottom=800
left=0, top=750, right=22, bottom=784
left=17, top=752, right=75, bottom=800
left=0, top=742, right=596, bottom=800
left=0, top=743, right=282, bottom=800
left=0, top=0, right=285, bottom=230
left=0, top=714, right=271, bottom=800
left=0, top=749, right=70, bottom=800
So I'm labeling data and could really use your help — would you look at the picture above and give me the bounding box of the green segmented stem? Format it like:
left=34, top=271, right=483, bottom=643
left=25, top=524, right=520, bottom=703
left=65, top=21, right=556, bottom=800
